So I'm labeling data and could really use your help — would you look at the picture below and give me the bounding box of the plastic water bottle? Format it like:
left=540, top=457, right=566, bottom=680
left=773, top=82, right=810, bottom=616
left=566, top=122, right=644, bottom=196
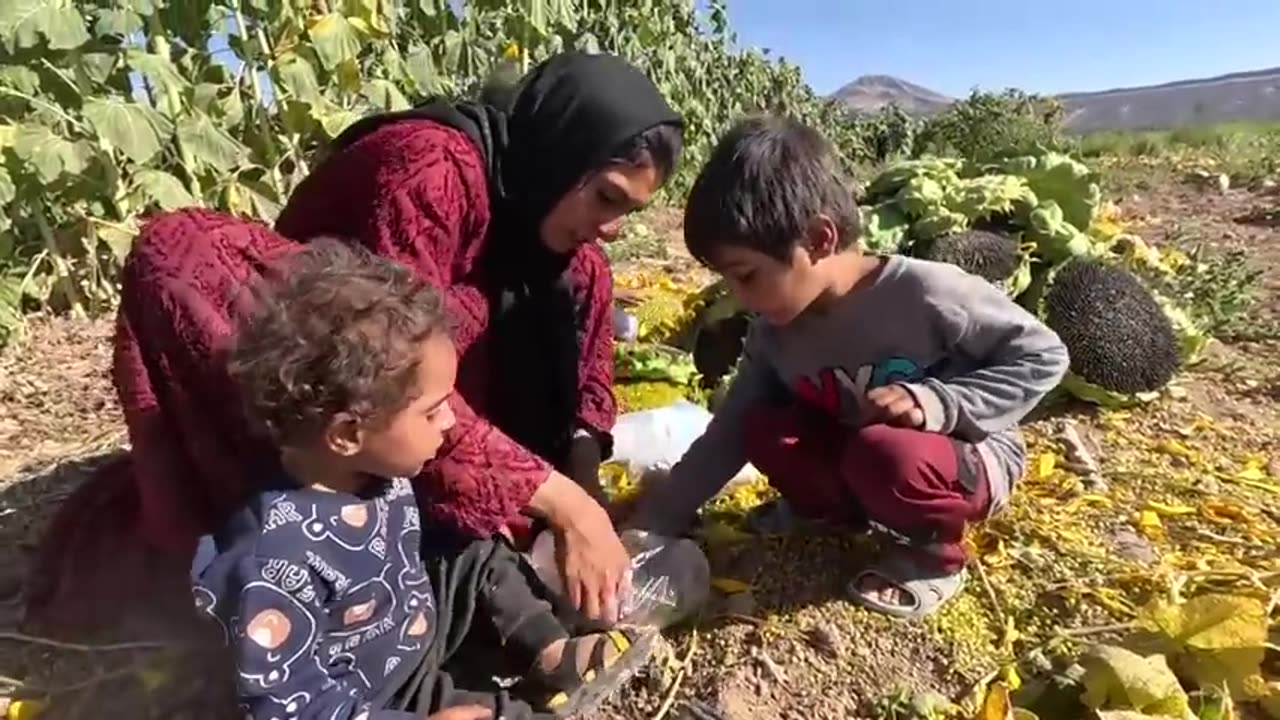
left=612, top=305, right=639, bottom=342
left=527, top=528, right=710, bottom=630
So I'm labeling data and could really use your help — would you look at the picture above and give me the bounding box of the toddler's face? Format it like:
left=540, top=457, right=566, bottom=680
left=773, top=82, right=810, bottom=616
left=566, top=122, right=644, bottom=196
left=355, top=332, right=459, bottom=479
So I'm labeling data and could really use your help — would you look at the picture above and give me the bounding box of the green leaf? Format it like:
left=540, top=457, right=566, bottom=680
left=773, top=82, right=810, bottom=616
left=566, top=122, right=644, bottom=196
left=1191, top=686, right=1236, bottom=720
left=1080, top=645, right=1192, bottom=719
left=36, top=6, right=92, bottom=50
left=130, top=169, right=194, bottom=212
left=13, top=123, right=90, bottom=183
left=1137, top=595, right=1269, bottom=700
left=311, top=103, right=361, bottom=139
left=95, top=8, right=144, bottom=36
left=379, top=45, right=414, bottom=89
left=79, top=53, right=119, bottom=85
left=157, top=0, right=214, bottom=48
left=127, top=0, right=157, bottom=15
left=0, top=65, right=41, bottom=94
left=0, top=166, right=13, bottom=209
left=352, top=0, right=392, bottom=36
left=273, top=53, right=322, bottom=104
left=525, top=0, right=549, bottom=35
left=191, top=82, right=222, bottom=114
left=240, top=178, right=282, bottom=223
left=1138, top=595, right=1268, bottom=652
left=0, top=0, right=44, bottom=49
left=280, top=99, right=316, bottom=135
left=126, top=50, right=190, bottom=95
left=218, top=89, right=245, bottom=129
left=405, top=43, right=445, bottom=96
left=336, top=57, right=362, bottom=95
left=82, top=98, right=172, bottom=165
left=0, top=274, right=20, bottom=305
left=361, top=79, right=410, bottom=112
left=89, top=217, right=140, bottom=262
left=0, top=275, right=24, bottom=348
left=307, top=14, right=363, bottom=71
left=177, top=111, right=246, bottom=171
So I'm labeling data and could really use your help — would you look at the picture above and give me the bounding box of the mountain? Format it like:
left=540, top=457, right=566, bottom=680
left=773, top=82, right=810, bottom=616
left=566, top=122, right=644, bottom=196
left=830, top=68, right=1280, bottom=132
left=830, top=75, right=953, bottom=117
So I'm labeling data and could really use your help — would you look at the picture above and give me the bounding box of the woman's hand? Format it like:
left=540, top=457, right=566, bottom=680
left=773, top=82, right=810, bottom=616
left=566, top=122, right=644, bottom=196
left=556, top=499, right=631, bottom=623
left=529, top=470, right=630, bottom=624
left=427, top=706, right=492, bottom=720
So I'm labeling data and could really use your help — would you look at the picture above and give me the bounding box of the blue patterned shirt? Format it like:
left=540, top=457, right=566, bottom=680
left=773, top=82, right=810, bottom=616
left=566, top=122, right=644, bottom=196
left=194, top=474, right=434, bottom=720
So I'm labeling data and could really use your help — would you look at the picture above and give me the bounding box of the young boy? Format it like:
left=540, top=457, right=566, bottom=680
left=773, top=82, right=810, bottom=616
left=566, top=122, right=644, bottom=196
left=193, top=239, right=649, bottom=719
left=629, top=116, right=1069, bottom=618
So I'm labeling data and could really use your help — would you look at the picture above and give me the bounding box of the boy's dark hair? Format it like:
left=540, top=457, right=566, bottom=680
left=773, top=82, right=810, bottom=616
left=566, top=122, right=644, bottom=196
left=684, top=114, right=860, bottom=265
left=228, top=239, right=449, bottom=446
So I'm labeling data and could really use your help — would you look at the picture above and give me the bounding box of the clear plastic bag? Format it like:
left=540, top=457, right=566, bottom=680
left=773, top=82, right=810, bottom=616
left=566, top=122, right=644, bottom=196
left=612, top=305, right=639, bottom=342
left=527, top=528, right=711, bottom=630
left=610, top=400, right=714, bottom=473
left=610, top=400, right=760, bottom=489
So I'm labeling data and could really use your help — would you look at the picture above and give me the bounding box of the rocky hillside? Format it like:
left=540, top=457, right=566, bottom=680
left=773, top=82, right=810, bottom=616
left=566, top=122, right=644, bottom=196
left=832, top=67, right=1280, bottom=132
left=829, top=74, right=952, bottom=116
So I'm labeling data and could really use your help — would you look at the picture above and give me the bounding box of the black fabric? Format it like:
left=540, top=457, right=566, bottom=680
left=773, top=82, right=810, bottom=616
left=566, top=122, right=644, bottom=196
left=484, top=52, right=681, bottom=469
left=389, top=538, right=562, bottom=719
left=564, top=433, right=605, bottom=503
left=333, top=52, right=682, bottom=469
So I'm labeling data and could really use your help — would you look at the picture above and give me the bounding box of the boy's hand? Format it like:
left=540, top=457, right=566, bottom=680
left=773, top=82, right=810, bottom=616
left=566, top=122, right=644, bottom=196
left=861, top=385, right=925, bottom=428
left=427, top=706, right=492, bottom=720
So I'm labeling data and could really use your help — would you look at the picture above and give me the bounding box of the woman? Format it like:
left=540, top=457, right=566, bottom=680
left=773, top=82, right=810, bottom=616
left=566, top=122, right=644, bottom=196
left=24, top=52, right=682, bottom=638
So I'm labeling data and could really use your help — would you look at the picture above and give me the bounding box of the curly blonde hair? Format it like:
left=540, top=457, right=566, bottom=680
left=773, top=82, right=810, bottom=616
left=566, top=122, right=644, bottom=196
left=227, top=238, right=449, bottom=445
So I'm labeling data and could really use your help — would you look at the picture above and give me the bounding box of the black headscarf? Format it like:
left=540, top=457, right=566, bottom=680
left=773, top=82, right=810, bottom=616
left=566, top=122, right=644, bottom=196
left=331, top=52, right=682, bottom=465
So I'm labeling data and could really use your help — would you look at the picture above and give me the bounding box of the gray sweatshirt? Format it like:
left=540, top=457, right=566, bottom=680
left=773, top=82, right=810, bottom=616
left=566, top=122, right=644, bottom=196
left=632, top=255, right=1070, bottom=534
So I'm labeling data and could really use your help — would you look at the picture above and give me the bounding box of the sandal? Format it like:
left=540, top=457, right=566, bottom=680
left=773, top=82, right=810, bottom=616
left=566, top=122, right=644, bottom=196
left=536, top=627, right=657, bottom=717
left=846, top=551, right=967, bottom=619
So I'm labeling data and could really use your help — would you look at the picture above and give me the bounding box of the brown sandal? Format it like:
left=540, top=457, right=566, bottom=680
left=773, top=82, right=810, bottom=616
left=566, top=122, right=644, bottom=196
left=537, top=628, right=656, bottom=717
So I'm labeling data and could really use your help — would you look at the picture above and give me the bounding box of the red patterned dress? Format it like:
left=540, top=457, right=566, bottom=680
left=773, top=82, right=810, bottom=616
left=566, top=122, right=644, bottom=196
left=24, top=120, right=617, bottom=638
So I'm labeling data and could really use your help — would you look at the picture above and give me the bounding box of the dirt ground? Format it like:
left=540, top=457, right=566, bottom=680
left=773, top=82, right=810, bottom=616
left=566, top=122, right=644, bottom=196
left=1, top=171, right=1277, bottom=719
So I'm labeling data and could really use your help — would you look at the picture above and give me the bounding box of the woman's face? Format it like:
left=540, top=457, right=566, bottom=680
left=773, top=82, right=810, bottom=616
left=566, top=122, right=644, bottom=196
left=539, top=162, right=661, bottom=255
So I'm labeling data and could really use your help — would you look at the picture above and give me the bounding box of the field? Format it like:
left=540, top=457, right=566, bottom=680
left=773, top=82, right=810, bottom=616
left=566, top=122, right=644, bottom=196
left=2, top=1, right=1280, bottom=718
left=1, top=143, right=1278, bottom=719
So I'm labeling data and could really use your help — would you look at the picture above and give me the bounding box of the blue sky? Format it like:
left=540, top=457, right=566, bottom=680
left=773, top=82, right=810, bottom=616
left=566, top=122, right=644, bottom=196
left=716, top=0, right=1280, bottom=97
left=201, top=1, right=1280, bottom=101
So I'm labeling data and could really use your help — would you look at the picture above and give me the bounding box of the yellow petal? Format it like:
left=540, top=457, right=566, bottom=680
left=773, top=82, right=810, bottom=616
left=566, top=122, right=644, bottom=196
left=1034, top=452, right=1057, bottom=479
left=978, top=682, right=1013, bottom=720
left=1156, top=439, right=1195, bottom=460
left=8, top=701, right=45, bottom=720
left=1002, top=664, right=1023, bottom=692
left=1135, top=510, right=1164, bottom=540
left=1144, top=500, right=1197, bottom=516
left=1237, top=466, right=1268, bottom=482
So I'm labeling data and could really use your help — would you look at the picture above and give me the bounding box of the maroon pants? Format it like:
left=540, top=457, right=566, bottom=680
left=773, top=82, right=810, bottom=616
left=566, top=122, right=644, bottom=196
left=742, top=403, right=991, bottom=572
